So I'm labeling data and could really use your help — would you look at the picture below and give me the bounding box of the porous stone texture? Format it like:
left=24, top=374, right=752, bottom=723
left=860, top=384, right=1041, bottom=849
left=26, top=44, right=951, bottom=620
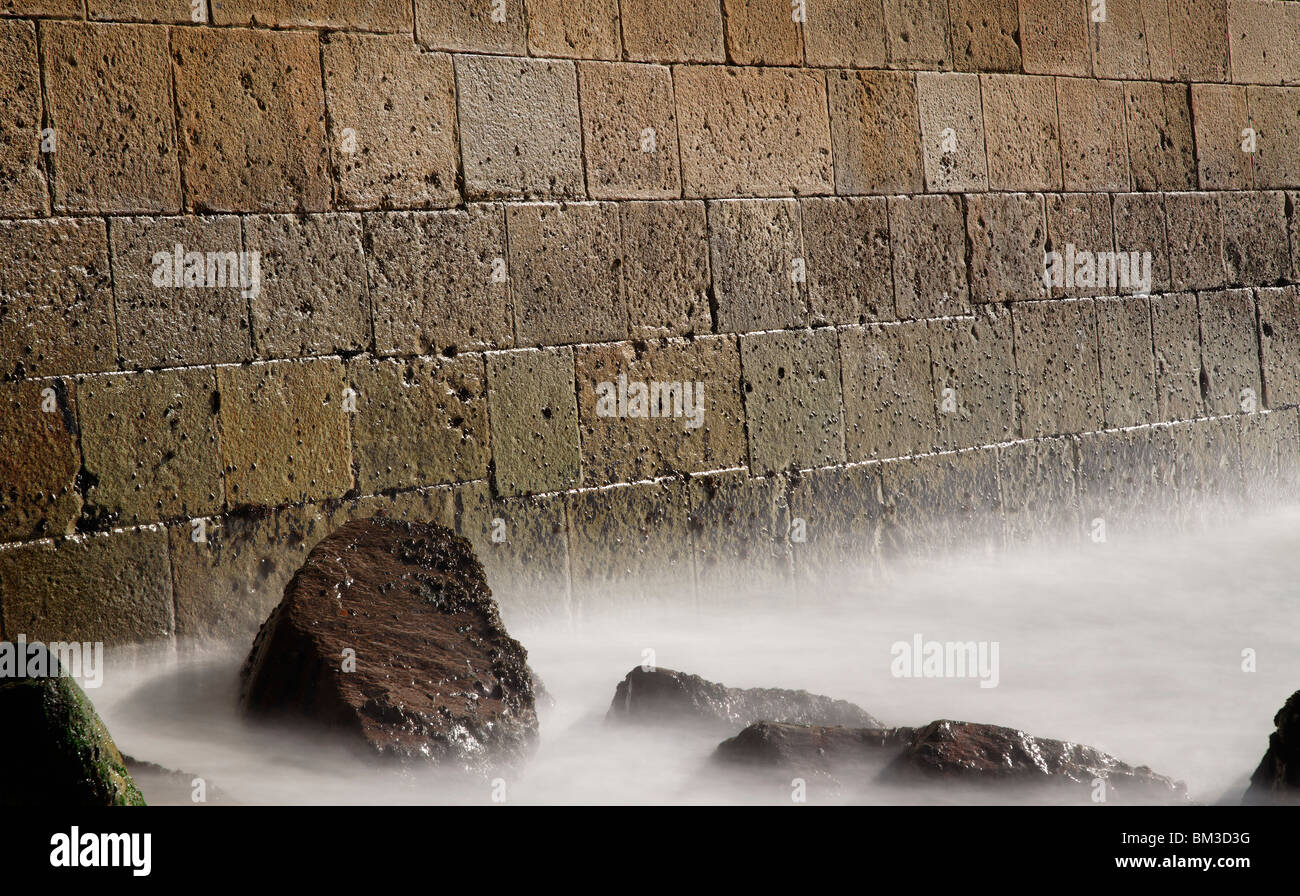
left=414, top=0, right=527, bottom=53
left=619, top=0, right=724, bottom=62
left=577, top=62, right=681, bottom=200
left=689, top=471, right=790, bottom=592
left=949, top=0, right=1020, bottom=71
left=980, top=74, right=1062, bottom=192
left=1045, top=192, right=1116, bottom=299
left=1248, top=87, right=1300, bottom=190
left=966, top=192, right=1048, bottom=303
left=929, top=308, right=1018, bottom=449
left=1149, top=292, right=1204, bottom=421
left=213, top=0, right=413, bottom=29
left=1019, top=0, right=1089, bottom=75
left=803, top=0, right=888, bottom=67
left=916, top=72, right=987, bottom=193
left=1013, top=299, right=1104, bottom=438
left=1229, top=0, right=1300, bottom=86
left=525, top=0, right=621, bottom=60
left=708, top=199, right=806, bottom=332
left=1168, top=0, right=1230, bottom=81
left=620, top=201, right=712, bottom=338
left=1124, top=82, right=1196, bottom=192
left=1165, top=192, right=1226, bottom=291
left=840, top=322, right=935, bottom=461
left=1191, top=84, right=1253, bottom=190
left=882, top=0, right=952, bottom=68
left=889, top=194, right=970, bottom=318
left=800, top=197, right=892, bottom=325
left=0, top=380, right=80, bottom=542
left=1057, top=78, right=1130, bottom=193
left=1220, top=190, right=1290, bottom=287
left=0, top=21, right=46, bottom=217
left=1257, top=285, right=1300, bottom=408
left=826, top=69, right=924, bottom=196
left=486, top=347, right=581, bottom=496
left=1197, top=288, right=1262, bottom=416
left=1094, top=296, right=1157, bottom=428
left=1112, top=193, right=1172, bottom=293
left=722, top=0, right=802, bottom=65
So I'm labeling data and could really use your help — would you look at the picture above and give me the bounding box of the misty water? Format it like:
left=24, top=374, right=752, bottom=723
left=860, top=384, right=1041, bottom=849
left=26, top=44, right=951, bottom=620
left=88, top=505, right=1300, bottom=805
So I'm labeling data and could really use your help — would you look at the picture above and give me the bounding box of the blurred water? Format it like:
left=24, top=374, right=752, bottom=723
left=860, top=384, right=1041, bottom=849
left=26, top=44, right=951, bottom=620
left=89, top=505, right=1300, bottom=805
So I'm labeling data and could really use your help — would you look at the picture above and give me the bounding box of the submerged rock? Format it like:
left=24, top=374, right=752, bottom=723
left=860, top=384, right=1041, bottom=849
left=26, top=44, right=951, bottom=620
left=1243, top=689, right=1300, bottom=804
left=716, top=721, right=914, bottom=776
left=0, top=646, right=145, bottom=806
left=607, top=666, right=880, bottom=730
left=240, top=517, right=539, bottom=770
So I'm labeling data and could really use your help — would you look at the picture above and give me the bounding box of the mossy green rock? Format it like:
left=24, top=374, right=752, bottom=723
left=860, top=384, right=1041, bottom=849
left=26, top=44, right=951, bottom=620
left=0, top=658, right=145, bottom=806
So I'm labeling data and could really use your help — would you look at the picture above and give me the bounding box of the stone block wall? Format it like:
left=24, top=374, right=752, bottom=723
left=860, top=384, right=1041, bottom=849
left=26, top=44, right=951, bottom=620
left=2, top=0, right=1299, bottom=645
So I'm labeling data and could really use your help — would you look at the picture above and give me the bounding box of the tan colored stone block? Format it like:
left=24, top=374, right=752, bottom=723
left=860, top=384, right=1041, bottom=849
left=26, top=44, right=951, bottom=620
left=1197, top=288, right=1262, bottom=416
left=322, top=34, right=458, bottom=210
left=526, top=0, right=621, bottom=59
left=0, top=528, right=173, bottom=645
left=882, top=0, right=952, bottom=68
left=981, top=74, right=1063, bottom=192
left=574, top=337, right=745, bottom=484
left=1112, top=193, right=1171, bottom=293
left=367, top=206, right=513, bottom=355
left=1220, top=190, right=1290, bottom=286
left=506, top=202, right=626, bottom=345
left=999, top=438, right=1080, bottom=548
left=800, top=196, right=892, bottom=325
left=889, top=194, right=969, bottom=318
left=1290, top=191, right=1300, bottom=283
left=929, top=307, right=1018, bottom=449
left=1191, top=84, right=1254, bottom=189
left=722, top=0, right=802, bottom=65
left=414, top=0, right=526, bottom=53
left=620, top=0, right=724, bottom=62
left=1150, top=292, right=1203, bottom=420
left=689, top=471, right=791, bottom=594
left=108, top=215, right=252, bottom=368
left=212, top=0, right=412, bottom=28
left=880, top=448, right=1002, bottom=560
left=1124, top=82, right=1196, bottom=191
left=1228, top=0, right=1300, bottom=85
left=1013, top=299, right=1104, bottom=437
left=217, top=359, right=352, bottom=507
left=455, top=55, right=584, bottom=199
left=840, top=322, right=935, bottom=461
left=1057, top=78, right=1130, bottom=192
left=708, top=199, right=806, bottom=332
left=1, top=0, right=81, bottom=14
left=0, top=218, right=114, bottom=378
left=172, top=27, right=329, bottom=213
left=1020, top=0, right=1089, bottom=76
left=43, top=22, right=181, bottom=214
left=1095, top=296, right=1156, bottom=428
left=620, top=200, right=712, bottom=338
left=804, top=0, right=887, bottom=67
left=347, top=356, right=490, bottom=493
left=578, top=62, right=681, bottom=200
left=486, top=347, right=581, bottom=496
left=0, top=380, right=80, bottom=542
left=950, top=0, right=1021, bottom=71
left=1247, top=86, right=1300, bottom=189
left=87, top=0, right=210, bottom=21
left=826, top=69, right=923, bottom=196
left=788, top=463, right=882, bottom=586
left=739, top=328, right=845, bottom=474
left=0, top=22, right=46, bottom=217
left=1257, top=285, right=1300, bottom=407
left=1088, top=0, right=1167, bottom=78
left=917, top=72, right=988, bottom=192
left=79, top=368, right=223, bottom=525
left=1167, top=0, right=1230, bottom=81
left=1165, top=192, right=1226, bottom=291
left=675, top=66, right=833, bottom=198
left=966, top=192, right=1048, bottom=303
left=1045, top=193, right=1115, bottom=298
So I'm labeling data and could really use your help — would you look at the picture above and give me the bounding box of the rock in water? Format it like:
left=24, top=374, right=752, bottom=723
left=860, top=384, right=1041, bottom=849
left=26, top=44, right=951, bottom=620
left=0, top=646, right=145, bottom=806
left=239, top=517, right=538, bottom=770
left=1244, top=690, right=1300, bottom=804
left=716, top=721, right=914, bottom=775
left=607, top=666, right=880, bottom=730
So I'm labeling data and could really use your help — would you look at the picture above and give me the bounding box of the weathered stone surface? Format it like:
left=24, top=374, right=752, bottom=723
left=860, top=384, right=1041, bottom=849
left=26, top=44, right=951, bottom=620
left=414, top=0, right=526, bottom=53
left=739, top=329, right=845, bottom=475
left=675, top=66, right=833, bottom=198
left=79, top=368, right=222, bottom=526
left=1112, top=193, right=1171, bottom=293
left=804, top=0, right=887, bottom=67
left=889, top=194, right=969, bottom=318
left=1088, top=0, right=1163, bottom=78
left=1014, top=299, right=1104, bottom=437
left=1075, top=426, right=1170, bottom=539
left=1019, top=0, right=1089, bottom=75
left=1, top=0, right=81, bottom=14
left=880, top=448, right=1002, bottom=558
left=1057, top=78, right=1130, bottom=192
left=0, top=652, right=146, bottom=806
left=1288, top=191, right=1300, bottom=283
left=1220, top=190, right=1290, bottom=286
left=1168, top=416, right=1244, bottom=530
left=999, top=437, right=1080, bottom=548
left=966, top=192, right=1047, bottom=303
left=981, top=74, right=1062, bottom=192
left=1245, top=690, right=1300, bottom=804
left=608, top=666, right=880, bottom=730
left=1197, top=288, right=1262, bottom=416
left=840, top=322, right=935, bottom=461
left=1149, top=292, right=1203, bottom=420
left=1167, top=0, right=1230, bottom=81
left=1045, top=192, right=1115, bottom=298
left=240, top=518, right=540, bottom=769
left=321, top=34, right=458, bottom=209
left=0, top=22, right=46, bottom=217
left=577, top=62, right=680, bottom=199
left=1165, top=192, right=1225, bottom=290
left=86, top=0, right=190, bottom=21
left=949, top=0, right=1020, bottom=71
left=1240, top=408, right=1300, bottom=508
left=1095, top=296, right=1156, bottom=428
left=1247, top=87, right=1300, bottom=189
left=347, top=356, right=490, bottom=493
left=689, top=471, right=790, bottom=592
left=1191, top=84, right=1253, bottom=189
left=454, top=55, right=583, bottom=199
left=506, top=202, right=626, bottom=345
left=172, top=27, right=329, bottom=213
left=722, top=0, right=802, bottom=65
left=826, top=69, right=923, bottom=196
left=881, top=0, right=951, bottom=68
left=525, top=0, right=621, bottom=59
left=1257, top=285, right=1300, bottom=407
left=0, top=381, right=80, bottom=542
left=1228, top=0, right=1300, bottom=85
left=619, top=0, right=724, bottom=61
left=928, top=308, right=1018, bottom=449
left=367, top=207, right=512, bottom=354
left=0, top=527, right=173, bottom=644
left=788, top=463, right=882, bottom=585
left=0, top=218, right=115, bottom=378
left=916, top=72, right=988, bottom=193
left=621, top=201, right=712, bottom=338
left=216, top=360, right=352, bottom=508
left=108, top=215, right=252, bottom=368
left=213, top=0, right=412, bottom=29
left=1124, top=81, right=1196, bottom=191
left=486, top=347, right=581, bottom=496
left=708, top=199, right=805, bottom=332
left=716, top=722, right=913, bottom=780
left=801, top=197, right=891, bottom=325
left=245, top=214, right=368, bottom=358
left=43, top=22, right=180, bottom=214
left=575, top=337, right=744, bottom=484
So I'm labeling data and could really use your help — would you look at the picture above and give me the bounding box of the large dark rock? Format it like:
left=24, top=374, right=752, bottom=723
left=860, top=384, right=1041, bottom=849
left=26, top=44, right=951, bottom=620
left=1244, top=690, right=1300, bottom=804
left=0, top=645, right=145, bottom=806
left=607, top=666, right=880, bottom=730
left=716, top=721, right=914, bottom=776
left=239, top=517, right=538, bottom=770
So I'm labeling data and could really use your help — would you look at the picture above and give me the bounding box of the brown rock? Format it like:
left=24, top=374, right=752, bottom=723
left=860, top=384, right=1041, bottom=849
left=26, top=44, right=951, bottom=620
left=1244, top=690, right=1300, bottom=804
